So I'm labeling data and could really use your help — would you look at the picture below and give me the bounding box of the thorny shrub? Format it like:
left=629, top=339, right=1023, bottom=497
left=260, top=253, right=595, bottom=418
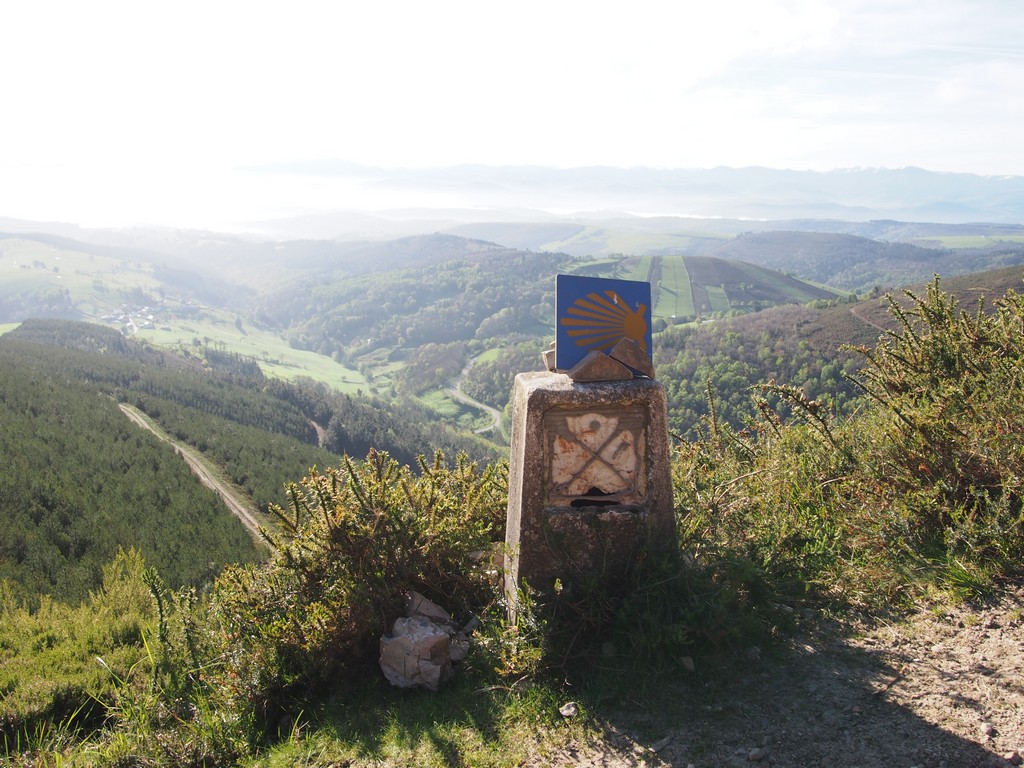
left=209, top=449, right=507, bottom=727
left=675, top=277, right=1024, bottom=609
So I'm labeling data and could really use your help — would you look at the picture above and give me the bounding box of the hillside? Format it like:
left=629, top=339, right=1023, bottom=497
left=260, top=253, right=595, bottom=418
left=652, top=264, right=1024, bottom=437
left=1, top=229, right=843, bottom=431
left=0, top=319, right=498, bottom=602
left=709, top=230, right=1024, bottom=294
left=8, top=218, right=1022, bottom=450
left=0, top=333, right=268, bottom=602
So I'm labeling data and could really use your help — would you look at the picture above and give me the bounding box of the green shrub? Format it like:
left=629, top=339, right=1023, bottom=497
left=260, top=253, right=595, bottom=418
left=850, top=277, right=1024, bottom=584
left=674, top=277, right=1024, bottom=610
left=208, top=450, right=507, bottom=726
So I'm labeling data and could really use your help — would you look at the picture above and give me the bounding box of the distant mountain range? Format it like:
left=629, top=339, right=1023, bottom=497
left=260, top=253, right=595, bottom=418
left=239, top=164, right=1024, bottom=239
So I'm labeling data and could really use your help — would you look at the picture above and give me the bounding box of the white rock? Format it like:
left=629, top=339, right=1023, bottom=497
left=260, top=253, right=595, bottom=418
left=379, top=616, right=453, bottom=691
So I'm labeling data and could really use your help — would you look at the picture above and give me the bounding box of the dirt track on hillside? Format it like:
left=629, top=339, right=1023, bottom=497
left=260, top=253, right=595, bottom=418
left=119, top=403, right=268, bottom=544
left=533, top=583, right=1024, bottom=767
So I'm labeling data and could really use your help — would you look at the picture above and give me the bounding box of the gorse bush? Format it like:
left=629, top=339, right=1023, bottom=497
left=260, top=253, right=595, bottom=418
left=850, top=278, right=1024, bottom=574
left=209, top=450, right=507, bottom=726
left=676, top=277, right=1024, bottom=608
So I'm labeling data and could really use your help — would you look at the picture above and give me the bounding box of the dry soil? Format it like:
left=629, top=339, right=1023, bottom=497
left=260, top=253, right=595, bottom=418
left=534, top=581, right=1024, bottom=768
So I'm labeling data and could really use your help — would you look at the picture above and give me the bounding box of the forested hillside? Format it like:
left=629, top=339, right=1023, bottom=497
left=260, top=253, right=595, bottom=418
left=653, top=265, right=1024, bottom=437
left=710, top=230, right=1024, bottom=294
left=0, top=337, right=265, bottom=602
left=0, top=320, right=496, bottom=601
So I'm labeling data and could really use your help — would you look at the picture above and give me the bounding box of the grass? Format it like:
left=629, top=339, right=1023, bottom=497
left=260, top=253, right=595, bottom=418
left=0, top=237, right=164, bottom=313
left=415, top=388, right=495, bottom=432
left=702, top=285, right=730, bottom=314
left=474, top=347, right=501, bottom=364
left=134, top=311, right=369, bottom=394
left=247, top=675, right=581, bottom=768
left=415, top=389, right=463, bottom=418
left=623, top=255, right=652, bottom=283
left=654, top=256, right=694, bottom=319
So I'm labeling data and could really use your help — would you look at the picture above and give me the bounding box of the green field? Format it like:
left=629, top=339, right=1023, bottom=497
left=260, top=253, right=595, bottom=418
left=135, top=311, right=369, bottom=394
left=0, top=237, right=164, bottom=317
left=475, top=347, right=501, bottom=364
left=653, top=256, right=694, bottom=319
left=703, top=285, right=730, bottom=314
left=1, top=237, right=370, bottom=394
left=415, top=389, right=492, bottom=432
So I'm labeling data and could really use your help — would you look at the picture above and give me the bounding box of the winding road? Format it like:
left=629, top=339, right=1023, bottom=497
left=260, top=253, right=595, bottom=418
left=446, top=358, right=503, bottom=434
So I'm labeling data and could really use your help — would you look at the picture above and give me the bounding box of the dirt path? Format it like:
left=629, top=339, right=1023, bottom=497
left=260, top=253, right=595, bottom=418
left=536, top=583, right=1024, bottom=767
left=119, top=403, right=269, bottom=545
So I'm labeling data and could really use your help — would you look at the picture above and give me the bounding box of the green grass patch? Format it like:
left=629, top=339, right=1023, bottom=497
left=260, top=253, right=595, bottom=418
left=623, top=255, right=652, bottom=283
left=474, top=347, right=501, bottom=364
left=0, top=550, right=157, bottom=747
left=654, top=256, right=694, bottom=319
left=415, top=389, right=463, bottom=418
left=135, top=310, right=369, bottom=394
left=703, top=285, right=730, bottom=314
left=415, top=389, right=494, bottom=432
left=250, top=675, right=576, bottom=768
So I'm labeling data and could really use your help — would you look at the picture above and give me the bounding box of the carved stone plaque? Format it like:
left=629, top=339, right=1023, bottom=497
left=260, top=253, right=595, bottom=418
left=543, top=405, right=646, bottom=507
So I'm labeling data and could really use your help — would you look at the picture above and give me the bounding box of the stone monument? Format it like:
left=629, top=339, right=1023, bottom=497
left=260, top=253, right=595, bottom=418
left=504, top=276, right=675, bottom=606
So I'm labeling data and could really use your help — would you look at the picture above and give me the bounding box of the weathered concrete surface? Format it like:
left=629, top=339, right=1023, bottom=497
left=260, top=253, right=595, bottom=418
left=504, top=372, right=675, bottom=603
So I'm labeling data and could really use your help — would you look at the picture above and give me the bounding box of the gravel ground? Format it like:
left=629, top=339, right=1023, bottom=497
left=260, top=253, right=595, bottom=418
left=532, top=580, right=1024, bottom=767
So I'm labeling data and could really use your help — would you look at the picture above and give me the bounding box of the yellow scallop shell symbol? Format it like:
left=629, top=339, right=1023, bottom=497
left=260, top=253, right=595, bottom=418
left=560, top=290, right=649, bottom=352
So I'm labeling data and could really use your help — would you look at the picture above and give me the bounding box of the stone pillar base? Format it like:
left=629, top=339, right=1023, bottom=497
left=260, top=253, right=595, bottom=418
left=504, top=371, right=675, bottom=603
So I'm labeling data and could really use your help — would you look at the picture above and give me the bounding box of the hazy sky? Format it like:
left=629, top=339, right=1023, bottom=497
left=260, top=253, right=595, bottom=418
left=2, top=0, right=1022, bottom=228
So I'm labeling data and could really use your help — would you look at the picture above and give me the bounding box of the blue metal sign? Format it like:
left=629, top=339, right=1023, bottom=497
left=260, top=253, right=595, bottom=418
left=556, top=274, right=652, bottom=371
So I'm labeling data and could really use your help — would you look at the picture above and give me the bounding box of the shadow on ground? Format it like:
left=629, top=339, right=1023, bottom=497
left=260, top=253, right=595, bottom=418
left=550, top=588, right=1024, bottom=767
